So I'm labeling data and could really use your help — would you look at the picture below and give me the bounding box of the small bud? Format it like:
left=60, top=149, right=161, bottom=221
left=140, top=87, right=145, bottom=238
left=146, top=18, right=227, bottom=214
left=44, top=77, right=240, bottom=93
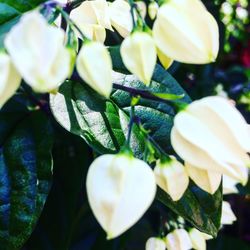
left=0, top=52, right=21, bottom=108
left=153, top=0, right=219, bottom=64
left=108, top=0, right=133, bottom=38
left=165, top=229, right=192, bottom=250
left=189, top=228, right=206, bottom=250
left=171, top=96, right=250, bottom=184
left=154, top=157, right=189, bottom=201
left=136, top=1, right=147, bottom=19
left=76, top=41, right=113, bottom=98
left=4, top=11, right=71, bottom=93
left=120, top=31, right=157, bottom=85
left=185, top=163, right=221, bottom=194
left=145, top=237, right=166, bottom=250
left=148, top=2, right=159, bottom=20
left=86, top=153, right=156, bottom=239
left=221, top=201, right=237, bottom=225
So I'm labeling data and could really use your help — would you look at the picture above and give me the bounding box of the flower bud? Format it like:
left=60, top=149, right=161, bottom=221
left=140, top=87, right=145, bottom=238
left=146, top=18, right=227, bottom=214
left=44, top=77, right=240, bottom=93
left=165, top=229, right=192, bottom=250
left=189, top=228, right=206, bottom=250
left=154, top=157, right=189, bottom=201
left=76, top=41, right=113, bottom=98
left=0, top=52, right=21, bottom=108
left=171, top=96, right=250, bottom=184
left=136, top=1, right=147, bottom=19
left=148, top=2, right=159, bottom=20
left=4, top=11, right=71, bottom=93
left=221, top=201, right=237, bottom=225
left=146, top=237, right=166, bottom=250
left=185, top=163, right=221, bottom=194
left=120, top=31, right=157, bottom=85
left=108, top=0, right=133, bottom=38
left=153, top=0, right=219, bottom=64
left=86, top=153, right=156, bottom=239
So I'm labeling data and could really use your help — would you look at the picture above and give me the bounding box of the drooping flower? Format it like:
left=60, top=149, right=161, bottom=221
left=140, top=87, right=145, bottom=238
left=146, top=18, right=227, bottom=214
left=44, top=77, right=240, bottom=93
left=154, top=157, right=189, bottom=201
left=189, top=228, right=206, bottom=250
left=185, top=163, right=222, bottom=194
left=4, top=11, right=71, bottom=93
left=153, top=0, right=219, bottom=64
left=86, top=153, right=156, bottom=239
left=0, top=52, right=21, bottom=108
left=165, top=229, right=192, bottom=250
left=171, top=96, right=250, bottom=184
left=76, top=41, right=113, bottom=98
left=120, top=31, right=157, bottom=85
left=145, top=237, right=166, bottom=250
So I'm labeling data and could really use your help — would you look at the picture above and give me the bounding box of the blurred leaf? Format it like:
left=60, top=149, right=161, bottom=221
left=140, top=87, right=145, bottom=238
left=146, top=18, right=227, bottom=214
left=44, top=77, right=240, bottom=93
left=0, top=99, right=53, bottom=250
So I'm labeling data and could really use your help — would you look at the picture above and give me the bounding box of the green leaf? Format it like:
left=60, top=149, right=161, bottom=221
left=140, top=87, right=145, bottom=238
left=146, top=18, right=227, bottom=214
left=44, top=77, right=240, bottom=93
left=50, top=81, right=145, bottom=157
left=0, top=0, right=46, bottom=48
left=157, top=183, right=222, bottom=237
left=0, top=99, right=54, bottom=250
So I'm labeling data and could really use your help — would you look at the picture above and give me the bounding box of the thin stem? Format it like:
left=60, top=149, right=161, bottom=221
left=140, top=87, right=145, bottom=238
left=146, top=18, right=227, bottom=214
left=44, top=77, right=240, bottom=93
left=128, top=0, right=136, bottom=28
left=126, top=102, right=135, bottom=147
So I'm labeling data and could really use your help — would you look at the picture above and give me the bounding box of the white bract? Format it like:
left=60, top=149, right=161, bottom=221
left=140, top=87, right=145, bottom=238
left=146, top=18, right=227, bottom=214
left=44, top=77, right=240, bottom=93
left=189, top=228, right=206, bottom=250
left=4, top=11, right=71, bottom=93
left=153, top=0, right=219, bottom=64
left=120, top=31, right=157, bottom=85
left=171, top=96, right=250, bottom=184
left=185, top=163, right=222, bottom=194
left=154, top=157, right=189, bottom=201
left=221, top=201, right=237, bottom=225
left=76, top=41, right=112, bottom=98
left=146, top=237, right=166, bottom=250
left=165, top=229, right=192, bottom=250
left=86, top=153, right=156, bottom=239
left=70, top=0, right=112, bottom=42
left=0, top=53, right=21, bottom=108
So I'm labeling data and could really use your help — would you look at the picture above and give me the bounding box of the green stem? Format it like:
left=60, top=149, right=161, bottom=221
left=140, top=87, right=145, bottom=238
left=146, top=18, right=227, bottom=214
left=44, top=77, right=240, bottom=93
left=126, top=102, right=135, bottom=147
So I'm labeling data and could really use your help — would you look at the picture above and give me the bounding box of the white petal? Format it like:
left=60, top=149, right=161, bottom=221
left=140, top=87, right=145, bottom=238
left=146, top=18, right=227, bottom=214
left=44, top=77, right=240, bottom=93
left=146, top=237, right=166, bottom=250
left=166, top=229, right=192, bottom=250
left=189, top=228, right=206, bottom=250
left=221, top=201, right=237, bottom=225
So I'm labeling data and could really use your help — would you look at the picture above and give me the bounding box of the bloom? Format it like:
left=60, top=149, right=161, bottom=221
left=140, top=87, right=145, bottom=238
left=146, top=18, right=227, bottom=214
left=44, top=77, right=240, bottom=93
left=108, top=0, right=133, bottom=38
left=221, top=201, right=237, bottom=225
left=76, top=41, right=113, bottom=98
left=153, top=0, right=219, bottom=64
left=86, top=153, right=156, bottom=239
left=223, top=175, right=239, bottom=195
left=189, top=228, right=206, bottom=250
left=70, top=0, right=112, bottom=42
left=165, top=229, right=192, bottom=250
left=171, top=96, right=250, bottom=184
left=154, top=157, right=189, bottom=201
left=4, top=11, right=71, bottom=93
left=145, top=237, right=166, bottom=250
left=120, top=31, right=157, bottom=85
left=0, top=53, right=21, bottom=108
left=185, top=163, right=222, bottom=194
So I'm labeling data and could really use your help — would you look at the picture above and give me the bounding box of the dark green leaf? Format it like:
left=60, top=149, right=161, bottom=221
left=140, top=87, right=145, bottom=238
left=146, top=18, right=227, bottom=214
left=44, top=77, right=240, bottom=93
left=0, top=99, right=53, bottom=250
left=157, top=183, right=223, bottom=237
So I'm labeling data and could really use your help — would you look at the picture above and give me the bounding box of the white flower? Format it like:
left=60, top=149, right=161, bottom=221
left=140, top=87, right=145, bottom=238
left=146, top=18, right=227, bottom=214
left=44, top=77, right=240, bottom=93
left=165, top=229, right=192, bottom=250
left=223, top=175, right=239, bottom=195
left=120, top=31, right=157, bottom=85
left=108, top=0, right=133, bottom=38
left=171, top=96, right=250, bottom=184
left=153, top=0, right=219, bottom=64
left=157, top=48, right=173, bottom=69
left=4, top=11, right=71, bottom=93
left=189, top=228, right=206, bottom=250
left=185, top=163, right=222, bottom=194
left=221, top=201, right=237, bottom=225
left=0, top=52, right=21, bottom=108
left=148, top=2, right=159, bottom=20
left=86, top=153, right=156, bottom=239
left=76, top=41, right=113, bottom=98
left=154, top=157, right=189, bottom=201
left=70, top=0, right=112, bottom=42
left=146, top=237, right=166, bottom=250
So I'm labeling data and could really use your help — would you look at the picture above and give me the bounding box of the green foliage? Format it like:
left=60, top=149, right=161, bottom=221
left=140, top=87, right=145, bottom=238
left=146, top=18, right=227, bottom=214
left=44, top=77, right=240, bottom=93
left=0, top=97, right=54, bottom=250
